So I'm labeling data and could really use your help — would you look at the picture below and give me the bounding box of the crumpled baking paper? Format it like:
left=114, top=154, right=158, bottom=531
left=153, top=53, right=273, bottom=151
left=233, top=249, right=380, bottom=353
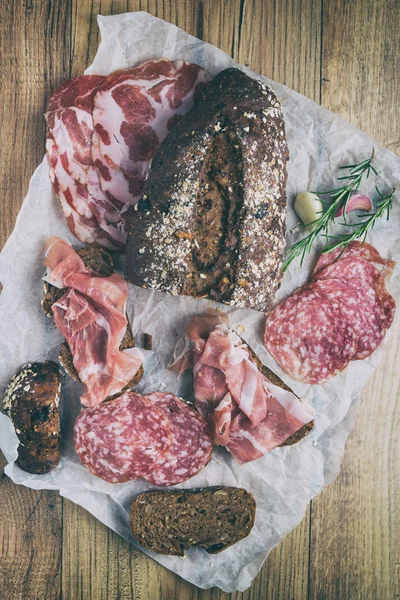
left=0, top=12, right=399, bottom=593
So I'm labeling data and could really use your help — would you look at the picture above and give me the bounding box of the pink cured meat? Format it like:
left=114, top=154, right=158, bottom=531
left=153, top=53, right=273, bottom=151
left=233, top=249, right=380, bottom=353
left=74, top=392, right=172, bottom=483
left=184, top=314, right=315, bottom=464
left=264, top=285, right=358, bottom=384
left=143, top=393, right=213, bottom=486
left=46, top=75, right=126, bottom=250
left=314, top=256, right=396, bottom=331
left=91, top=59, right=211, bottom=207
left=45, top=237, right=143, bottom=406
left=311, top=277, right=389, bottom=360
left=313, top=241, right=395, bottom=280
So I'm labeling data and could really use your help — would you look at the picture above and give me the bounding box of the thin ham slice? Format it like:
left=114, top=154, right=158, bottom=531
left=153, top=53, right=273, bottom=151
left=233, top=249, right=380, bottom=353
left=44, top=237, right=143, bottom=406
left=183, top=313, right=315, bottom=464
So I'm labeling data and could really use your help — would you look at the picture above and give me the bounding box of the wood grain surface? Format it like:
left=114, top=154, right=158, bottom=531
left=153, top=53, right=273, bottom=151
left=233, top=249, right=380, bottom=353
left=0, top=1, right=399, bottom=599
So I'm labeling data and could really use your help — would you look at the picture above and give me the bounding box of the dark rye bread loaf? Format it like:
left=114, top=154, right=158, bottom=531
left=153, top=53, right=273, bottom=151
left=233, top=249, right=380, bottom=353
left=244, top=339, right=314, bottom=446
left=42, top=246, right=143, bottom=388
left=130, top=487, right=256, bottom=556
left=126, top=67, right=289, bottom=312
left=3, top=362, right=61, bottom=474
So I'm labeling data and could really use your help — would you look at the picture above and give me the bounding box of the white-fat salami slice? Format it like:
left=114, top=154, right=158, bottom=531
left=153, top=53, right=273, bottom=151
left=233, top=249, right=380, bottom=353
left=74, top=392, right=171, bottom=483
left=312, top=277, right=389, bottom=360
left=313, top=241, right=395, bottom=280
left=313, top=256, right=396, bottom=332
left=264, top=285, right=357, bottom=384
left=143, top=392, right=213, bottom=486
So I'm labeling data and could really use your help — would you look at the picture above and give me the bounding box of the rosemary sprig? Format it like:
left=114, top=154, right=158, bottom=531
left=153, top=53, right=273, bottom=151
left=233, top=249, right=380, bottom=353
left=320, top=186, right=397, bottom=255
left=283, top=151, right=377, bottom=272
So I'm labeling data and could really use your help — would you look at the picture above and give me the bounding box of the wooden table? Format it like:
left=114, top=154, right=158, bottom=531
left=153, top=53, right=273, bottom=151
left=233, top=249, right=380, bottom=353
left=1, top=2, right=399, bottom=599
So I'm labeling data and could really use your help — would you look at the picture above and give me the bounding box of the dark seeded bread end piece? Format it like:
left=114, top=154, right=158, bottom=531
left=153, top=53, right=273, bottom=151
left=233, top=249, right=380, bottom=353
left=43, top=246, right=143, bottom=389
left=130, top=487, right=256, bottom=556
left=3, top=362, right=61, bottom=474
left=243, top=337, right=314, bottom=446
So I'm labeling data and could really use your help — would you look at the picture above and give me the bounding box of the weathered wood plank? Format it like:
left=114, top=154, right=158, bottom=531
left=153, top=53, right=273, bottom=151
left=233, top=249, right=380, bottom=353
left=0, top=456, right=62, bottom=600
left=310, top=1, right=400, bottom=598
left=0, top=1, right=70, bottom=598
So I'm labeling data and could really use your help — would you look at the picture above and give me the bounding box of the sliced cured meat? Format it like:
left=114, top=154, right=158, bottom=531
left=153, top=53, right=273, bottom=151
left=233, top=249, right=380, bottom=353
left=45, top=237, right=143, bottom=406
left=74, top=392, right=172, bottom=483
left=46, top=75, right=126, bottom=250
left=264, top=285, right=357, bottom=384
left=312, top=277, right=389, bottom=360
left=314, top=256, right=396, bottom=331
left=143, top=393, right=213, bottom=486
left=313, top=241, right=395, bottom=280
left=183, top=313, right=315, bottom=463
left=91, top=59, right=211, bottom=207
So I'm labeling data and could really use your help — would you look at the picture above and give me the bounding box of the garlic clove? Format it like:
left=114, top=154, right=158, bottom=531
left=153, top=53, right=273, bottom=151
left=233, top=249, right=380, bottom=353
left=294, top=192, right=323, bottom=232
left=335, top=192, right=373, bottom=217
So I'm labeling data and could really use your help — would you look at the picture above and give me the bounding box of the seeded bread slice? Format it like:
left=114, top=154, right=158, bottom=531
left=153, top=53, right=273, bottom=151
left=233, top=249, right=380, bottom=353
left=242, top=337, right=314, bottom=446
left=3, top=362, right=61, bottom=474
left=130, top=487, right=256, bottom=556
left=42, top=246, right=143, bottom=388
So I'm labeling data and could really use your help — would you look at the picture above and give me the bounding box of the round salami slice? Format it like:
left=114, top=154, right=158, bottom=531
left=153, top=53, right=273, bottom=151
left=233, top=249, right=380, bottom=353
left=264, top=285, right=357, bottom=384
left=74, top=391, right=172, bottom=483
left=312, top=277, right=388, bottom=360
left=313, top=241, right=395, bottom=280
left=143, top=392, right=213, bottom=486
left=313, top=256, right=396, bottom=332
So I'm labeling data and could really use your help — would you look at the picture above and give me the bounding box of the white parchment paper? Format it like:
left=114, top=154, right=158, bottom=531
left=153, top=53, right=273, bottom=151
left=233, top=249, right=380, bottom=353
left=0, top=12, right=399, bottom=592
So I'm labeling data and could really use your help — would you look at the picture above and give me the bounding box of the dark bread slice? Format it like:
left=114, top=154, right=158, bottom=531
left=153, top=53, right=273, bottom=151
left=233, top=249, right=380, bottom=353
left=3, top=362, right=61, bottom=474
left=130, top=487, right=256, bottom=556
left=242, top=336, right=314, bottom=446
left=43, top=246, right=143, bottom=388
left=126, top=68, right=289, bottom=312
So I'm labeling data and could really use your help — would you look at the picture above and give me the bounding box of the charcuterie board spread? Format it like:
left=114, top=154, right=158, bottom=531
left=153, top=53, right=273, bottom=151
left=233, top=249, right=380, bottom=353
left=0, top=13, right=399, bottom=593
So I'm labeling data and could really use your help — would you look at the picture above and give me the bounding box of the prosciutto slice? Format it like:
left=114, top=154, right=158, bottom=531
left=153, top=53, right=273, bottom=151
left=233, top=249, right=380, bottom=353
left=182, top=313, right=315, bottom=464
left=46, top=75, right=127, bottom=250
left=91, top=59, right=211, bottom=207
left=44, top=237, right=143, bottom=406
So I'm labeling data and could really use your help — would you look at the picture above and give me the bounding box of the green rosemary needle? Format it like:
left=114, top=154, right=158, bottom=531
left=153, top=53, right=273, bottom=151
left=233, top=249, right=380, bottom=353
left=283, top=151, right=377, bottom=272
left=320, top=186, right=397, bottom=255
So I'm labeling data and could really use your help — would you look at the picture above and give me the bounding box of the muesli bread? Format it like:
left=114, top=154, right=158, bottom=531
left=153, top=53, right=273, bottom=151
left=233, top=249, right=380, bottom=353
left=126, top=67, right=289, bottom=311
left=3, top=362, right=61, bottom=474
left=42, top=246, right=143, bottom=388
left=130, top=487, right=256, bottom=556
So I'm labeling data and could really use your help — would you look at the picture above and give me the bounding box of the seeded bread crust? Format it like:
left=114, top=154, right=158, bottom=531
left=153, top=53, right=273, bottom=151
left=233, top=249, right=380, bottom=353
left=130, top=487, right=256, bottom=556
left=42, top=246, right=143, bottom=389
left=3, top=362, right=61, bottom=474
left=126, top=67, right=289, bottom=312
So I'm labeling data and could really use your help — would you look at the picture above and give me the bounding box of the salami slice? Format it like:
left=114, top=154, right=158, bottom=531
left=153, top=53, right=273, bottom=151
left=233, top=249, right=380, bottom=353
left=313, top=241, right=395, bottom=280
left=314, top=256, right=396, bottom=332
left=144, top=392, right=213, bottom=486
left=312, top=277, right=388, bottom=360
left=74, top=391, right=172, bottom=483
left=264, top=285, right=357, bottom=384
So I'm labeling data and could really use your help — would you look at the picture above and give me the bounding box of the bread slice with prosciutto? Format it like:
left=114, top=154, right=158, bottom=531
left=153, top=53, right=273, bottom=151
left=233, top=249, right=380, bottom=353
left=171, top=311, right=314, bottom=464
left=43, top=237, right=143, bottom=406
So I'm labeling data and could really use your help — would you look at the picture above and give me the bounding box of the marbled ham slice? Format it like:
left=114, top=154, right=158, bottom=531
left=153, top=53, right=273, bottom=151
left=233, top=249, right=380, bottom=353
left=91, top=59, right=211, bottom=207
left=45, top=237, right=143, bottom=406
left=46, top=75, right=127, bottom=250
left=184, top=314, right=315, bottom=464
